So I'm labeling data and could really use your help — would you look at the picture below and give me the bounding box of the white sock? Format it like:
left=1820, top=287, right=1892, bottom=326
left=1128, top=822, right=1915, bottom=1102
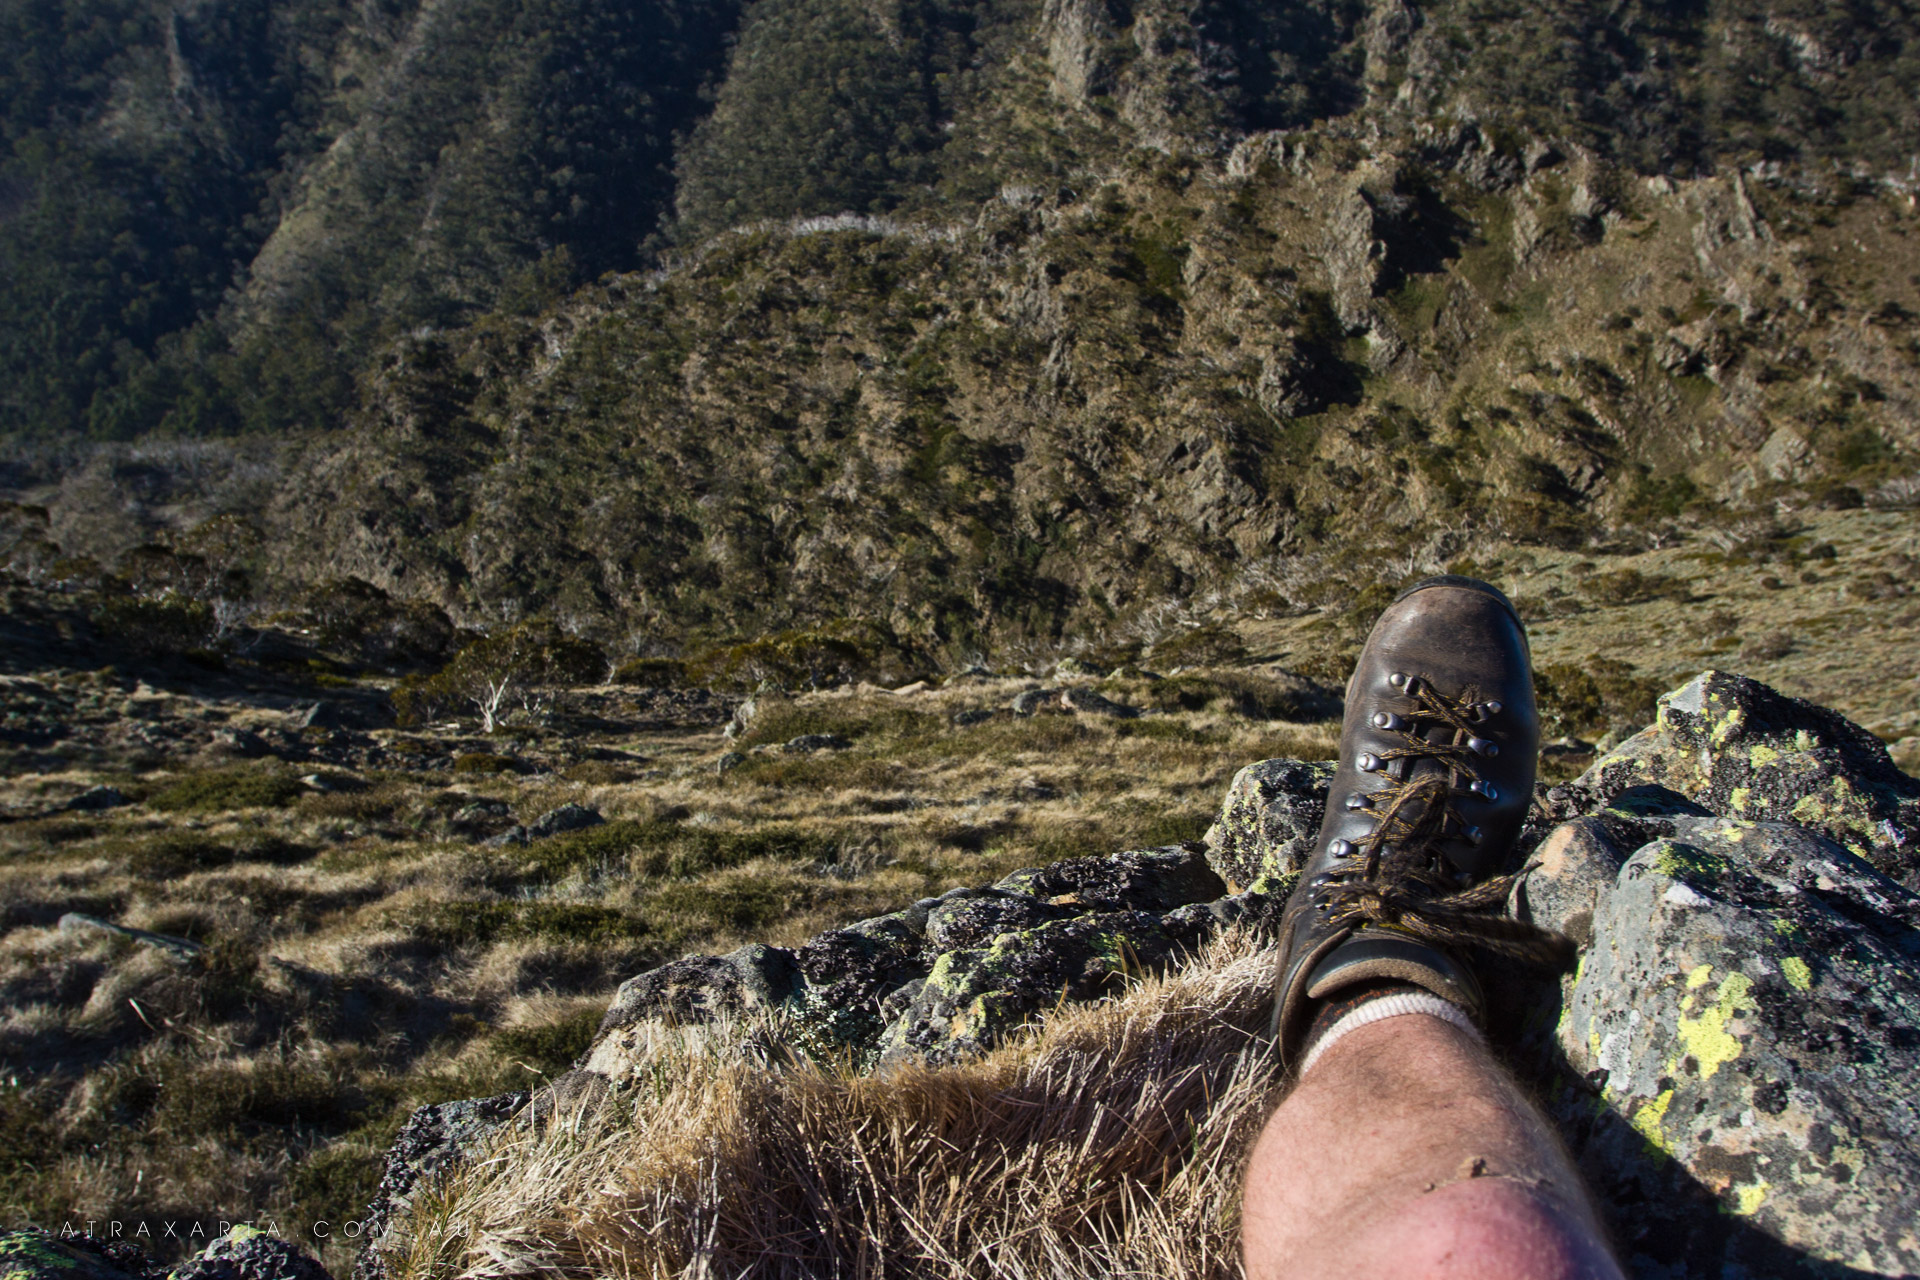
left=1298, top=991, right=1481, bottom=1077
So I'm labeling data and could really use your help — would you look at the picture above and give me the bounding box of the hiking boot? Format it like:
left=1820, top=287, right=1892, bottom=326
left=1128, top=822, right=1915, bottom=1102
left=1272, top=575, right=1565, bottom=1069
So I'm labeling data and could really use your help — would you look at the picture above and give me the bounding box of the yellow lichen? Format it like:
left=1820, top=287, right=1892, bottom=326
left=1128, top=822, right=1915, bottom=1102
left=1712, top=708, right=1746, bottom=747
left=1632, top=1088, right=1675, bottom=1151
left=1734, top=1180, right=1768, bottom=1216
left=1781, top=956, right=1812, bottom=991
left=1748, top=744, right=1781, bottom=769
left=1730, top=785, right=1751, bottom=813
left=1677, top=970, right=1752, bottom=1078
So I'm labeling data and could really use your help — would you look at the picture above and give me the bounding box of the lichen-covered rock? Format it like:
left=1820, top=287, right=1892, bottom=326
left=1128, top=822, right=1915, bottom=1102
left=1202, top=758, right=1334, bottom=889
left=992, top=844, right=1225, bottom=913
left=786, top=907, right=934, bottom=1054
left=0, top=1229, right=148, bottom=1280
left=174, top=1226, right=332, bottom=1280
left=1058, top=687, right=1141, bottom=717
left=367, top=669, right=1920, bottom=1276
left=526, top=803, right=602, bottom=838
left=595, top=943, right=800, bottom=1035
left=1578, top=671, right=1920, bottom=885
left=355, top=1092, right=529, bottom=1280
left=923, top=891, right=1079, bottom=951
left=876, top=910, right=1185, bottom=1065
left=1546, top=816, right=1920, bottom=1276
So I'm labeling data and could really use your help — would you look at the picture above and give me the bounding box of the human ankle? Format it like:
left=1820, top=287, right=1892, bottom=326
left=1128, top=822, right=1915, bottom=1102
left=1298, top=980, right=1481, bottom=1076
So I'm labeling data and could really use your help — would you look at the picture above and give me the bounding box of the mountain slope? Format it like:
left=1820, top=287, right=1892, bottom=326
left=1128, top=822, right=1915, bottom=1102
left=235, top=129, right=1915, bottom=655
left=5, top=0, right=1919, bottom=446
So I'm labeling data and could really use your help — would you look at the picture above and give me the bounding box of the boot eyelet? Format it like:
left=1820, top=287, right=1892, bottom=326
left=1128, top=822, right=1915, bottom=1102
left=1482, top=700, right=1503, bottom=717
left=1470, top=780, right=1499, bottom=802
left=1467, top=737, right=1498, bottom=757
left=1357, top=752, right=1383, bottom=772
left=1388, top=672, right=1408, bottom=688
left=1463, top=825, right=1485, bottom=845
left=1370, top=711, right=1406, bottom=731
left=1328, top=839, right=1354, bottom=858
left=1344, top=793, right=1369, bottom=811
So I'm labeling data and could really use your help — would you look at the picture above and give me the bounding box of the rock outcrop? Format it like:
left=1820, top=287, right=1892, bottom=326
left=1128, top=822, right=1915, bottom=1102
left=362, top=671, right=1920, bottom=1277
left=0, top=1226, right=330, bottom=1280
left=583, top=844, right=1239, bottom=1077
left=1565, top=670, right=1920, bottom=886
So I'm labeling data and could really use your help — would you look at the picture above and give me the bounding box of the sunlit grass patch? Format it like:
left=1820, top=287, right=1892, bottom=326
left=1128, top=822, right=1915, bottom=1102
left=398, top=901, right=656, bottom=950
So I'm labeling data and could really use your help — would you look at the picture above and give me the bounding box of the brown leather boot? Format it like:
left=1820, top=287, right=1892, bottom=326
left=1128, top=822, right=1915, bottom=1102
left=1272, top=575, right=1569, bottom=1070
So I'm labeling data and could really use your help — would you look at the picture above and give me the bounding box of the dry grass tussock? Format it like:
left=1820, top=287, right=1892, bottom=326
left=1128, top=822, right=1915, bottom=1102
left=394, top=929, right=1283, bottom=1280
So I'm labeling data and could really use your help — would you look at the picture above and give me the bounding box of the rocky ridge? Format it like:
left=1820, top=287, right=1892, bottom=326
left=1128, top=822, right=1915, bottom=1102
left=348, top=669, right=1920, bottom=1279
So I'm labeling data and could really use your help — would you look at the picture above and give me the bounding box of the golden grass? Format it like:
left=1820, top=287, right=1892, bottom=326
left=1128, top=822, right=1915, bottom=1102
left=386, top=929, right=1282, bottom=1280
left=0, top=666, right=1329, bottom=1268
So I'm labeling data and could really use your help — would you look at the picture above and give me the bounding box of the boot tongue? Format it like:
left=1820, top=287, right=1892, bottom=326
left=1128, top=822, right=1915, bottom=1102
left=1390, top=723, right=1469, bottom=869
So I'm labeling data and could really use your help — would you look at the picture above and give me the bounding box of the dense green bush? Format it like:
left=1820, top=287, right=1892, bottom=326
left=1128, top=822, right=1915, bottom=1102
left=611, top=657, right=689, bottom=687
left=393, top=619, right=604, bottom=730
left=281, top=578, right=454, bottom=667
left=682, top=624, right=923, bottom=692
left=90, top=594, right=217, bottom=655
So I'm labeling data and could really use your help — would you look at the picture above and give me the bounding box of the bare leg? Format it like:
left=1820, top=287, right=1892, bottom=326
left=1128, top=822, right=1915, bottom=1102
left=1242, top=1013, right=1624, bottom=1280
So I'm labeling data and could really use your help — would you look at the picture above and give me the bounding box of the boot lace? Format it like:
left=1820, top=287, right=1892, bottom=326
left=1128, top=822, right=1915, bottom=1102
left=1318, top=677, right=1572, bottom=969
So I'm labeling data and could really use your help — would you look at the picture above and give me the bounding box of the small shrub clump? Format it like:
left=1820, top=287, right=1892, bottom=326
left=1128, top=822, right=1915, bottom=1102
left=147, top=768, right=307, bottom=813
left=1535, top=657, right=1662, bottom=737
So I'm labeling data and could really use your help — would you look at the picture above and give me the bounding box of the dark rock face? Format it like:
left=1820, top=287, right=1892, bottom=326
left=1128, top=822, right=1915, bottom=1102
left=173, top=1228, right=333, bottom=1280
left=993, top=844, right=1227, bottom=914
left=0, top=1229, right=160, bottom=1280
left=787, top=909, right=937, bottom=1053
left=922, top=892, right=1078, bottom=951
left=878, top=910, right=1184, bottom=1065
left=0, top=1227, right=332, bottom=1280
left=355, top=1093, right=530, bottom=1280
